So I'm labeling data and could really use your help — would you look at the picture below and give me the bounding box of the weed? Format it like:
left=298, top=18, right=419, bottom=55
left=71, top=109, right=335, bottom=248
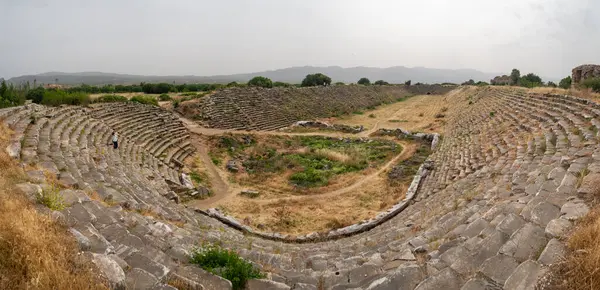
left=576, top=168, right=590, bottom=188
left=418, top=113, right=424, bottom=117
left=190, top=244, right=265, bottom=290
left=352, top=111, right=364, bottom=115
left=489, top=111, right=496, bottom=117
left=368, top=113, right=376, bottom=118
left=36, top=185, right=65, bottom=211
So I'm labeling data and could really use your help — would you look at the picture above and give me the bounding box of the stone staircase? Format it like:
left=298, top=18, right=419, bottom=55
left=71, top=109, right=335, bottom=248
left=2, top=87, right=597, bottom=289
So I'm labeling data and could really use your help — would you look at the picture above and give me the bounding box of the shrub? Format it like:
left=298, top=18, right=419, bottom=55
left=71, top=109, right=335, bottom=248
left=520, top=73, right=543, bottom=88
left=404, top=80, right=411, bottom=86
left=273, top=81, right=292, bottom=88
left=95, top=94, right=127, bottom=103
left=190, top=244, right=265, bottom=290
left=559, top=76, right=572, bottom=89
left=159, top=93, right=171, bottom=101
left=41, top=90, right=90, bottom=107
left=334, top=82, right=345, bottom=86
left=368, top=113, right=376, bottom=118
left=547, top=81, right=557, bottom=88
left=248, top=76, right=273, bottom=88
left=25, top=87, right=45, bottom=103
left=36, top=186, right=65, bottom=211
left=130, top=95, right=158, bottom=106
left=301, top=73, right=332, bottom=87
left=374, top=80, right=389, bottom=85
left=582, top=78, right=600, bottom=93
left=357, top=78, right=371, bottom=85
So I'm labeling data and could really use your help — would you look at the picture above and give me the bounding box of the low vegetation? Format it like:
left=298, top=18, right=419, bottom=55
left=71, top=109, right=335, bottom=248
left=94, top=94, right=128, bottom=103
left=130, top=95, right=159, bottom=106
left=210, top=135, right=400, bottom=188
left=190, top=244, right=265, bottom=290
left=41, top=89, right=90, bottom=106
left=582, top=78, right=600, bottom=93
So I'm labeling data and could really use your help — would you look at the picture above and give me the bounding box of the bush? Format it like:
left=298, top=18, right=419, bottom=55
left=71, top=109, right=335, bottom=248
left=301, top=73, right=332, bottom=87
left=41, top=90, right=90, bottom=107
left=583, top=78, right=600, bottom=93
left=374, top=80, right=389, bottom=85
left=95, top=94, right=128, bottom=103
left=520, top=73, right=543, bottom=88
left=130, top=95, right=158, bottom=106
left=334, top=82, right=345, bottom=86
left=159, top=93, right=171, bottom=101
left=547, top=81, right=557, bottom=88
left=559, top=76, right=572, bottom=89
left=190, top=244, right=265, bottom=290
left=25, top=87, right=45, bottom=103
left=357, top=78, right=371, bottom=85
left=273, top=81, right=292, bottom=88
left=404, top=80, right=411, bottom=86
left=248, top=76, right=273, bottom=88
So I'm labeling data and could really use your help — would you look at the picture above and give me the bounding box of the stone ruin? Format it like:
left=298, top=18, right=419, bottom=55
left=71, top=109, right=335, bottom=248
left=2, top=87, right=598, bottom=289
left=572, top=64, right=600, bottom=85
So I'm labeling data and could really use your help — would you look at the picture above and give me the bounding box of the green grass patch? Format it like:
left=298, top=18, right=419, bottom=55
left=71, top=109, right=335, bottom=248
left=95, top=94, right=128, bottom=103
left=190, top=244, right=265, bottom=290
left=130, top=95, right=158, bottom=106
left=36, top=186, right=65, bottom=211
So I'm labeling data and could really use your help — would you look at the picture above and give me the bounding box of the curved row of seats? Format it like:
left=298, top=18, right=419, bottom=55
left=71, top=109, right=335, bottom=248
left=2, top=87, right=597, bottom=289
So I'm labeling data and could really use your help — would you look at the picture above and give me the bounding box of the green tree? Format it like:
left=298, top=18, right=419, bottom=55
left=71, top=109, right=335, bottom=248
left=519, top=73, right=543, bottom=88
left=374, top=80, right=389, bottom=85
left=248, top=76, right=273, bottom=88
left=582, top=78, right=600, bottom=93
left=510, top=69, right=521, bottom=85
left=547, top=81, right=557, bottom=88
left=301, top=73, right=332, bottom=87
left=404, top=80, right=411, bottom=86
left=559, top=76, right=572, bottom=89
left=26, top=87, right=45, bottom=103
left=357, top=78, right=371, bottom=85
left=462, top=79, right=476, bottom=85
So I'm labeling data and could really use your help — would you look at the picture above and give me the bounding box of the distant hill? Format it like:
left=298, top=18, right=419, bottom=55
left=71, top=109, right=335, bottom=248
left=7, top=66, right=501, bottom=86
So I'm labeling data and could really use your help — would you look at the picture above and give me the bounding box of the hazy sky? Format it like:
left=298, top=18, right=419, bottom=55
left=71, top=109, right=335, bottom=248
left=1, top=0, right=598, bottom=79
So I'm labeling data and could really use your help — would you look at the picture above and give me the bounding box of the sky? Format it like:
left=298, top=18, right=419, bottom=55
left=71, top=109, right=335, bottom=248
left=0, top=0, right=599, bottom=79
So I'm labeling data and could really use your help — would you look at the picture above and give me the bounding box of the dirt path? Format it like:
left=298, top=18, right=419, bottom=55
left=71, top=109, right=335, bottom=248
left=188, top=136, right=229, bottom=207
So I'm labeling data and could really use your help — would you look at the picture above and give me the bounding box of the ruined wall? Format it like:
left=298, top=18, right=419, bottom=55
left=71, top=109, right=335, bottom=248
left=572, top=64, right=600, bottom=85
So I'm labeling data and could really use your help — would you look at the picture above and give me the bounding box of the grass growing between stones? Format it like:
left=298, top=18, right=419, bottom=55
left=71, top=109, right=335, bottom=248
left=0, top=124, right=105, bottom=289
left=190, top=244, right=265, bottom=290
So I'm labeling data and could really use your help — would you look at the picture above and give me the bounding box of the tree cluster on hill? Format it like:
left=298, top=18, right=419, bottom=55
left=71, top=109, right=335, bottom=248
left=248, top=76, right=273, bottom=88
left=301, top=73, right=332, bottom=87
left=357, top=78, right=371, bottom=85
left=0, top=80, right=26, bottom=108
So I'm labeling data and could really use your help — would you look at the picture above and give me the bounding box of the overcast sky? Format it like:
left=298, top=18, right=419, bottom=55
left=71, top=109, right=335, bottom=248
left=1, top=0, right=598, bottom=79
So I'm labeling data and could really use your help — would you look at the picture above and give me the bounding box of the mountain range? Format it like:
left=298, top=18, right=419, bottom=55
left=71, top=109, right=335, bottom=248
left=6, top=66, right=506, bottom=86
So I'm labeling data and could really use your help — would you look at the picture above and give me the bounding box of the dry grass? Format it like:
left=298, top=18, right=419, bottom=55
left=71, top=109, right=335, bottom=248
left=529, top=87, right=600, bottom=101
left=544, top=207, right=600, bottom=289
left=0, top=124, right=105, bottom=289
left=313, top=148, right=350, bottom=163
